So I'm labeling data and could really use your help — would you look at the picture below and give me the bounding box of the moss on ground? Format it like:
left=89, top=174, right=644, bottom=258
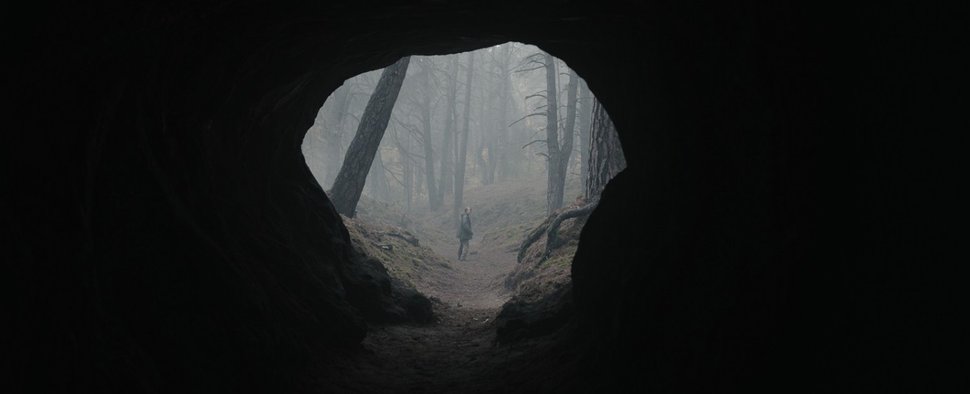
left=342, top=215, right=450, bottom=293
left=482, top=218, right=545, bottom=252
left=544, top=243, right=578, bottom=268
left=505, top=202, right=590, bottom=293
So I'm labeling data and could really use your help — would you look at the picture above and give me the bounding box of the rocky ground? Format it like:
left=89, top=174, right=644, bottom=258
left=316, top=177, right=589, bottom=393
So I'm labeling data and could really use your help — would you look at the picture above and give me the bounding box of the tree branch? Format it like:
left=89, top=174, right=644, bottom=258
left=514, top=66, right=545, bottom=73
left=508, top=112, right=546, bottom=127
left=524, top=93, right=547, bottom=101
left=521, top=139, right=547, bottom=149
left=518, top=53, right=546, bottom=68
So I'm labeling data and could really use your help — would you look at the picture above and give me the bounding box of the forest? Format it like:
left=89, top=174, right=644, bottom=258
left=302, top=43, right=624, bottom=221
left=299, top=43, right=628, bottom=390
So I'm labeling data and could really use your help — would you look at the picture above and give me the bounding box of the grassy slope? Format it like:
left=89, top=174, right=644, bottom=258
left=351, top=175, right=588, bottom=338
left=506, top=203, right=588, bottom=299
left=342, top=210, right=452, bottom=300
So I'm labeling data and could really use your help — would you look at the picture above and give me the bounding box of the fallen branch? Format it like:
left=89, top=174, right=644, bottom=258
left=384, top=230, right=420, bottom=246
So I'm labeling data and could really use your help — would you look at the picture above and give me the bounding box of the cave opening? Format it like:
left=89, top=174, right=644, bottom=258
left=298, top=43, right=627, bottom=390
left=14, top=2, right=943, bottom=393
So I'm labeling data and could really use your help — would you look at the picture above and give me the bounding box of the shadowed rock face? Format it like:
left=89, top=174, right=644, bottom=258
left=10, top=1, right=952, bottom=393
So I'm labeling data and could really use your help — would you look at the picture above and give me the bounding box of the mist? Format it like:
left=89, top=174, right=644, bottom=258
left=301, top=42, right=622, bottom=217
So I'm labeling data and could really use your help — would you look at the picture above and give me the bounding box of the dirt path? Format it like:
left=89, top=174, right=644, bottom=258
left=314, top=179, right=578, bottom=393
left=422, top=238, right=515, bottom=310
left=318, top=237, right=523, bottom=393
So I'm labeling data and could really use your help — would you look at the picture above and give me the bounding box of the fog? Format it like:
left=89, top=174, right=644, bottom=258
left=301, top=42, right=620, bottom=218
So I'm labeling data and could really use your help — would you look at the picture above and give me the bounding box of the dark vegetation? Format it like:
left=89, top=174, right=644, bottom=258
left=10, top=1, right=958, bottom=393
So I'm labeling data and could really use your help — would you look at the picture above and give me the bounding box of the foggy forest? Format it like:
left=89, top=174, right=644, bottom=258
left=300, top=43, right=626, bottom=389
left=303, top=43, right=624, bottom=217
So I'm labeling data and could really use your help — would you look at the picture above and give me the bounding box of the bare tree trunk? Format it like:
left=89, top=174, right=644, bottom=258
left=481, top=53, right=498, bottom=185
left=560, top=67, right=579, bottom=189
left=419, top=59, right=440, bottom=210
left=585, top=98, right=626, bottom=200
left=495, top=44, right=512, bottom=182
left=330, top=56, right=411, bottom=217
left=544, top=53, right=564, bottom=214
left=453, top=52, right=474, bottom=228
left=476, top=79, right=489, bottom=185
left=477, top=131, right=488, bottom=184
left=484, top=133, right=498, bottom=184
left=436, top=55, right=458, bottom=207
left=577, top=79, right=592, bottom=189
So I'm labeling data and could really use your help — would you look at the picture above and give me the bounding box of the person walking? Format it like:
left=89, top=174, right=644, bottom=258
left=457, top=207, right=473, bottom=261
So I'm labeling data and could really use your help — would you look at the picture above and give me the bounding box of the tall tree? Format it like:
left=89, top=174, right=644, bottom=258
left=330, top=56, right=411, bottom=217
left=561, top=66, right=579, bottom=178
left=479, top=49, right=500, bottom=185
left=584, top=98, right=626, bottom=200
left=576, top=79, right=592, bottom=189
left=453, top=52, right=474, bottom=228
left=543, top=54, right=577, bottom=214
left=496, top=43, right=513, bottom=182
left=543, top=53, right=562, bottom=214
left=419, top=58, right=440, bottom=210
left=436, top=55, right=459, bottom=207
left=475, top=58, right=489, bottom=185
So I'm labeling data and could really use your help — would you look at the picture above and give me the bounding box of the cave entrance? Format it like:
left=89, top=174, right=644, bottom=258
left=301, top=44, right=625, bottom=384
left=301, top=42, right=624, bottom=315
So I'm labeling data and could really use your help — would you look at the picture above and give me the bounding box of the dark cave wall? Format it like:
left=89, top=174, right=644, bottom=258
left=13, top=5, right=373, bottom=393
left=10, top=1, right=953, bottom=393
left=569, top=4, right=956, bottom=391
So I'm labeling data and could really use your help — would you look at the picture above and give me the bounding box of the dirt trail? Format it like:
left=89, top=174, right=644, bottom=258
left=316, top=179, right=576, bottom=393
left=319, top=234, right=523, bottom=393
left=422, top=237, right=515, bottom=310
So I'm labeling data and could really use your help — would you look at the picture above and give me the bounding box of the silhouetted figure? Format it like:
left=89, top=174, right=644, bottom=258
left=457, top=207, right=473, bottom=261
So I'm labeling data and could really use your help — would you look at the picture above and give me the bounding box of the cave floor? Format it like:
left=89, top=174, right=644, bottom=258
left=316, top=234, right=573, bottom=393
left=328, top=239, right=512, bottom=391
left=315, top=178, right=589, bottom=393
